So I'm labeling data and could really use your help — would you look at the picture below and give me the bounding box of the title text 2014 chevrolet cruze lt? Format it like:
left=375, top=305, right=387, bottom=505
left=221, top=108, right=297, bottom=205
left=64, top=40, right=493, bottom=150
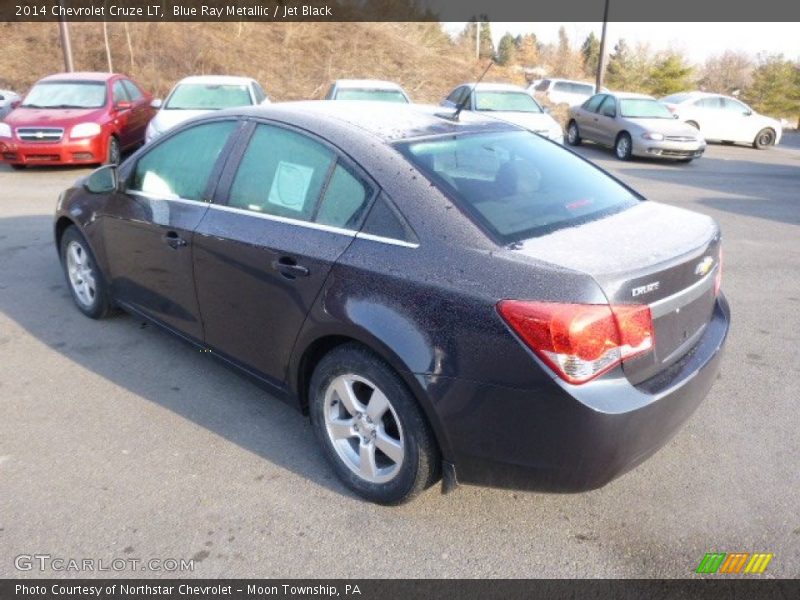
left=54, top=102, right=729, bottom=504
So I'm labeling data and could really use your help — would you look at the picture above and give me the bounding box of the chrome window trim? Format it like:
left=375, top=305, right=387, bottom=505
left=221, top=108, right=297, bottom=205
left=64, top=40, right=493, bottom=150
left=126, top=190, right=418, bottom=249
left=649, top=266, right=717, bottom=319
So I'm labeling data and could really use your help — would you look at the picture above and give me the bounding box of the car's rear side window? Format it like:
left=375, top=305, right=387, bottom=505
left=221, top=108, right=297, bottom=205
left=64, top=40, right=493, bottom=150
left=228, top=124, right=335, bottom=221
left=583, top=94, right=605, bottom=112
left=399, top=131, right=639, bottom=244
left=129, top=121, right=236, bottom=200
left=315, top=164, right=371, bottom=228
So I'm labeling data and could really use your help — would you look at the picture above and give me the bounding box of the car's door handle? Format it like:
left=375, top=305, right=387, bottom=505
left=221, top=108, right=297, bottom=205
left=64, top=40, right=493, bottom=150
left=272, top=256, right=310, bottom=279
left=163, top=231, right=187, bottom=249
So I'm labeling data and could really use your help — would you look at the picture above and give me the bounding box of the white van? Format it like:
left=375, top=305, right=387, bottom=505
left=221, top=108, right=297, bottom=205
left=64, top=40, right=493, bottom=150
left=530, top=79, right=600, bottom=106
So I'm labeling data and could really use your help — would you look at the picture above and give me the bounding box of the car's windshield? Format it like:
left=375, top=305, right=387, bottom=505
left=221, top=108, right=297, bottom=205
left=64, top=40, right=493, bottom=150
left=22, top=81, right=106, bottom=109
left=474, top=91, right=543, bottom=113
left=399, top=131, right=638, bottom=243
left=619, top=99, right=673, bottom=119
left=335, top=89, right=408, bottom=103
left=165, top=83, right=252, bottom=110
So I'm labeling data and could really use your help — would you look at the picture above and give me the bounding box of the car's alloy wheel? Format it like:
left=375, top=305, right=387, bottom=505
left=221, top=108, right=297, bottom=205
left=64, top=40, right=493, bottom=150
left=60, top=226, right=114, bottom=319
left=753, top=128, right=775, bottom=149
left=309, top=343, right=440, bottom=504
left=323, top=374, right=404, bottom=484
left=567, top=122, right=581, bottom=146
left=615, top=133, right=632, bottom=160
left=66, top=240, right=98, bottom=309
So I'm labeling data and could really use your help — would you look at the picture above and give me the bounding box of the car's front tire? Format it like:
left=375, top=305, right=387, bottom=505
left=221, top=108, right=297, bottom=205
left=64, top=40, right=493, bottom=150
left=753, top=128, right=776, bottom=149
left=566, top=121, right=582, bottom=146
left=59, top=225, right=114, bottom=319
left=309, top=343, right=440, bottom=504
left=615, top=132, right=633, bottom=161
left=105, top=135, right=121, bottom=165
left=10, top=163, right=26, bottom=170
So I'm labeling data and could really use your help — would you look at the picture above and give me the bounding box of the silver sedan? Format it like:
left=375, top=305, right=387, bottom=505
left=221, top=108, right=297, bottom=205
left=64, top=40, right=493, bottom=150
left=567, top=92, right=706, bottom=162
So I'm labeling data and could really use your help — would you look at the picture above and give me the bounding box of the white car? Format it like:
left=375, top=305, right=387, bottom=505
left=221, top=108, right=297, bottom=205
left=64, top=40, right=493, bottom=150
left=441, top=83, right=563, bottom=143
left=145, top=75, right=269, bottom=143
left=0, top=89, right=21, bottom=120
left=530, top=78, right=602, bottom=107
left=660, top=91, right=782, bottom=149
left=325, top=79, right=411, bottom=103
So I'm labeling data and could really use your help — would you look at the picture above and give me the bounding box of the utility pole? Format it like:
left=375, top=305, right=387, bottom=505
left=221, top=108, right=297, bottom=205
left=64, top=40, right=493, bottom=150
left=475, top=22, right=480, bottom=61
left=58, top=1, right=74, bottom=72
left=595, top=0, right=610, bottom=91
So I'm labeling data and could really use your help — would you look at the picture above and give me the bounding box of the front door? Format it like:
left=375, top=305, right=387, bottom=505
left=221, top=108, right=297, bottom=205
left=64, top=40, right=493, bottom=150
left=193, top=121, right=375, bottom=386
left=102, top=119, right=240, bottom=340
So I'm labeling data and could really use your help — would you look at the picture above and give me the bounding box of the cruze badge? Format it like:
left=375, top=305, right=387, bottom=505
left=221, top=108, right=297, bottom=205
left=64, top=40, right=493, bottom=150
left=695, top=256, right=714, bottom=277
left=632, top=282, right=660, bottom=297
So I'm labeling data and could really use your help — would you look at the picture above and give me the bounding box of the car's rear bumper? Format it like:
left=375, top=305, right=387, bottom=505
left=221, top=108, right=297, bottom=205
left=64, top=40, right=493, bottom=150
left=633, top=138, right=706, bottom=160
left=0, top=136, right=105, bottom=166
left=423, top=294, right=730, bottom=492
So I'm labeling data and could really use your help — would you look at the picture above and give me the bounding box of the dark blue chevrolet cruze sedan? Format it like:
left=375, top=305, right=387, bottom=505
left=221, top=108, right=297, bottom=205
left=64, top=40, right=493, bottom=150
left=54, top=101, right=729, bottom=504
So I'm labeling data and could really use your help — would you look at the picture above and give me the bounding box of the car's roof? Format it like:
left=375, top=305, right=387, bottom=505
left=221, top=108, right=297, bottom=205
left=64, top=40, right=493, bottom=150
left=224, top=100, right=517, bottom=142
left=176, top=75, right=255, bottom=86
left=333, top=79, right=405, bottom=90
left=544, top=78, right=595, bottom=85
left=460, top=83, right=530, bottom=93
left=609, top=92, right=656, bottom=100
left=39, top=72, right=117, bottom=83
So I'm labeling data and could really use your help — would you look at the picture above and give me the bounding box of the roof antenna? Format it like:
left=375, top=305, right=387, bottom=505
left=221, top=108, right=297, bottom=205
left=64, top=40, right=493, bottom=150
left=453, top=60, right=494, bottom=121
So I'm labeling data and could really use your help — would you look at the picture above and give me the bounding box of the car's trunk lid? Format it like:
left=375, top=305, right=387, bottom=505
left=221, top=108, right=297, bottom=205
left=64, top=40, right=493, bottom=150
left=508, top=201, right=721, bottom=384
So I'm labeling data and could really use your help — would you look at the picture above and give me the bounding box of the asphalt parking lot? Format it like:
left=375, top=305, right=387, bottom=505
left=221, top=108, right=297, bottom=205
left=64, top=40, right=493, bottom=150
left=1, top=136, right=798, bottom=579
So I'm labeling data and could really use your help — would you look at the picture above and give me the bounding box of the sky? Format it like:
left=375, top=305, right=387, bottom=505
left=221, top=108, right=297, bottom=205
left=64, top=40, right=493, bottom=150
left=442, top=22, right=800, bottom=64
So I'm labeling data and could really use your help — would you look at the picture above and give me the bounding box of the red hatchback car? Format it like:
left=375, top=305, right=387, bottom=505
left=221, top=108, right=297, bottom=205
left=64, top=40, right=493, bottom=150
left=0, top=72, right=155, bottom=168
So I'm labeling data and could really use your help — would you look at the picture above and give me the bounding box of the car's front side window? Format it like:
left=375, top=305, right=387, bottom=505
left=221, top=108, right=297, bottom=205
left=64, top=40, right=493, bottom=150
left=599, top=96, right=616, bottom=117
left=129, top=120, right=237, bottom=200
left=112, top=81, right=129, bottom=105
left=122, top=80, right=144, bottom=101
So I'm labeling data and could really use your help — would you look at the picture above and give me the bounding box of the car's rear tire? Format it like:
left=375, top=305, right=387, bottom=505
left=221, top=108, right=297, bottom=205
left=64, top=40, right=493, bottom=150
left=753, top=128, right=776, bottom=149
left=615, top=132, right=633, bottom=161
left=59, top=225, right=114, bottom=319
left=566, top=121, right=582, bottom=146
left=309, top=343, right=440, bottom=504
left=105, top=135, right=121, bottom=165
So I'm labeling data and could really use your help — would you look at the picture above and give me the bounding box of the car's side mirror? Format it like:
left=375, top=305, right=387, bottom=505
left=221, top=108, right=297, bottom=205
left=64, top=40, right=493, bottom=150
left=150, top=98, right=163, bottom=109
left=673, top=114, right=679, bottom=119
left=115, top=100, right=132, bottom=111
left=11, top=100, right=21, bottom=109
left=84, top=165, right=118, bottom=194
left=744, top=110, right=752, bottom=116
left=543, top=107, right=551, bottom=114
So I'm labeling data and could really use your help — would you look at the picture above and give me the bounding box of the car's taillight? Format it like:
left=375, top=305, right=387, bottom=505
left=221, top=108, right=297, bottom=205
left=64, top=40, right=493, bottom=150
left=714, top=248, right=723, bottom=296
left=497, top=300, right=654, bottom=385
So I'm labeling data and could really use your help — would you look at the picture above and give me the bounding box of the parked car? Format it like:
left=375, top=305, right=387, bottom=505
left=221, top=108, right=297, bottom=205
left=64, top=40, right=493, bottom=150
left=660, top=91, right=782, bottom=149
left=567, top=92, right=706, bottom=162
left=0, top=89, right=21, bottom=120
left=145, top=75, right=269, bottom=143
left=324, top=79, right=411, bottom=103
left=530, top=78, right=603, bottom=106
left=441, top=82, right=563, bottom=143
left=0, top=72, right=154, bottom=169
left=54, top=102, right=729, bottom=504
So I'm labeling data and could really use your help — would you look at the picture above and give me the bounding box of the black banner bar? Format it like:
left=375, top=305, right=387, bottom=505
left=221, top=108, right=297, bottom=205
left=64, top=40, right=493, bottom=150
left=2, top=0, right=800, bottom=22
left=2, top=579, right=799, bottom=600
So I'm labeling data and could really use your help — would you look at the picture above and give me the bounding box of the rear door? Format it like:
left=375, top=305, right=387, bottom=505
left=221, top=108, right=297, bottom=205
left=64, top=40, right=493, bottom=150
left=103, top=119, right=240, bottom=340
left=193, top=120, right=375, bottom=386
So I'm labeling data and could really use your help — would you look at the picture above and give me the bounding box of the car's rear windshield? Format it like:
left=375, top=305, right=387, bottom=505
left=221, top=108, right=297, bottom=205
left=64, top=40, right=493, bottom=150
left=619, top=98, right=673, bottom=119
left=165, top=83, right=252, bottom=110
left=399, top=131, right=639, bottom=244
left=22, top=81, right=106, bottom=109
left=335, top=89, right=408, bottom=103
left=474, top=91, right=543, bottom=113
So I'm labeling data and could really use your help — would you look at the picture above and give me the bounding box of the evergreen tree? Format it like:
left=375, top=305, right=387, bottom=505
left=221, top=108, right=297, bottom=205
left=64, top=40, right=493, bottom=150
left=743, top=54, right=800, bottom=123
left=496, top=32, right=517, bottom=66
left=581, top=32, right=601, bottom=78
left=647, top=53, right=694, bottom=96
